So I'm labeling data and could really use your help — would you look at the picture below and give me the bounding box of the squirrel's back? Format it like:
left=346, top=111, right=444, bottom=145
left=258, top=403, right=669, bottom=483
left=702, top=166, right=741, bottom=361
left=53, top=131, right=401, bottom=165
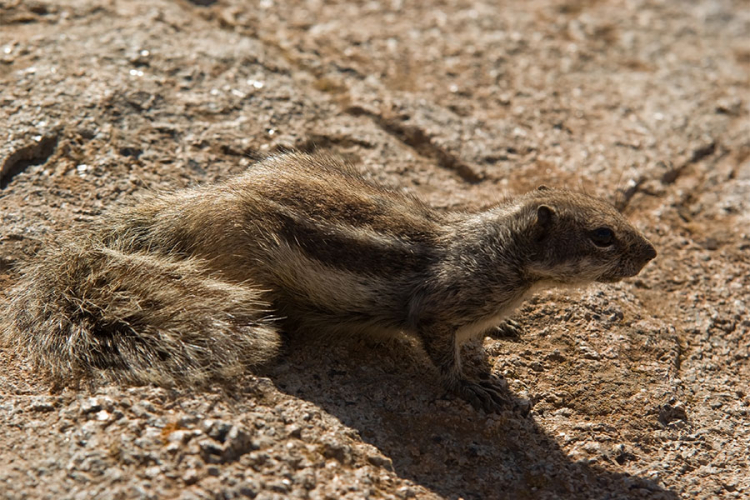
left=97, top=153, right=446, bottom=336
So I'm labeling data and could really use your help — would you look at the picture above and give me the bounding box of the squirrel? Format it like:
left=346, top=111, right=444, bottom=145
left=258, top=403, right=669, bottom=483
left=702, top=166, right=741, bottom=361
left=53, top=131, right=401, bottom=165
left=2, top=152, right=656, bottom=411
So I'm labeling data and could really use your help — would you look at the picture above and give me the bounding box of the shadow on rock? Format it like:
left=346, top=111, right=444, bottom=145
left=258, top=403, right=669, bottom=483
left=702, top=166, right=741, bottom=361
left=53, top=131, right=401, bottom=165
left=266, top=338, right=678, bottom=500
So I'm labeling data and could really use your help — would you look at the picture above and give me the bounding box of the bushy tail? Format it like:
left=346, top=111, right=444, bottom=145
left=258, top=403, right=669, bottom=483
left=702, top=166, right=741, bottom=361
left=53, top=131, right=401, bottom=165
left=2, top=243, right=281, bottom=386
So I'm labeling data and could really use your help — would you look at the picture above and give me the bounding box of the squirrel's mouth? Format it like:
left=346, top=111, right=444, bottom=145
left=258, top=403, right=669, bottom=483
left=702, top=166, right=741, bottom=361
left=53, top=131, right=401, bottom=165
left=597, top=259, right=652, bottom=283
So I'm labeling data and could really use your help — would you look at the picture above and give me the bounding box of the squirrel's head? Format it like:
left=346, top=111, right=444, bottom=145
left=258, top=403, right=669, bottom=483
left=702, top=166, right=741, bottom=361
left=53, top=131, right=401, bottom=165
left=520, top=187, right=656, bottom=284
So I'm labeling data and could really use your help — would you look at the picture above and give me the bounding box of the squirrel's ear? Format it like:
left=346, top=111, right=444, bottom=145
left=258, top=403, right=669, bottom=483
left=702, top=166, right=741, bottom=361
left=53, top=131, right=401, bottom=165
left=534, top=205, right=555, bottom=239
left=537, top=184, right=550, bottom=191
left=536, top=205, right=555, bottom=226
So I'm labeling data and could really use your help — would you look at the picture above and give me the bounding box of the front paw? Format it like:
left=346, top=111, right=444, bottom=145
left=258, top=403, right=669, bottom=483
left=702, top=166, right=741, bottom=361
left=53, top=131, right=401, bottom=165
left=490, top=319, right=523, bottom=338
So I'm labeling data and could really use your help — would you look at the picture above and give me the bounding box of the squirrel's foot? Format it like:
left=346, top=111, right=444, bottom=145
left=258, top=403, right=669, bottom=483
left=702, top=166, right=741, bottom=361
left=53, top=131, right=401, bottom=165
left=490, top=319, right=523, bottom=338
left=454, top=378, right=511, bottom=413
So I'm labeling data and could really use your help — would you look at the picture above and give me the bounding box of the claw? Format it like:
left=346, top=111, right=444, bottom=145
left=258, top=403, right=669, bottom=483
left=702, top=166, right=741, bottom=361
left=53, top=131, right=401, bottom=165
left=491, top=319, right=523, bottom=338
left=456, top=378, right=510, bottom=413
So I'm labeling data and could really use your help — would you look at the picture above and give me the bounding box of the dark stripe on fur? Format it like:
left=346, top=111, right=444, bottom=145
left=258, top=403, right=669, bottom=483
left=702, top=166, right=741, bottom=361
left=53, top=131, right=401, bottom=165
left=274, top=210, right=437, bottom=275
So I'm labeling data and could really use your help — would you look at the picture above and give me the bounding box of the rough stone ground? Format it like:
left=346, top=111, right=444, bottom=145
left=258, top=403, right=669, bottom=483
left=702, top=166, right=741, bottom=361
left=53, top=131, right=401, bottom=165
left=1, top=0, right=748, bottom=498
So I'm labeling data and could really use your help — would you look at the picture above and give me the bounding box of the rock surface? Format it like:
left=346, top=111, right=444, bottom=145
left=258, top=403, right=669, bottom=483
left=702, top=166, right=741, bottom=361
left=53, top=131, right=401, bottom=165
left=1, top=0, right=748, bottom=498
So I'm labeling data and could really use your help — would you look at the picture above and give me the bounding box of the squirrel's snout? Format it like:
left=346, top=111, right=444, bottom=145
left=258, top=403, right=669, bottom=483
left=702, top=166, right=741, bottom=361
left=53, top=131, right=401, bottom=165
left=643, top=242, right=657, bottom=262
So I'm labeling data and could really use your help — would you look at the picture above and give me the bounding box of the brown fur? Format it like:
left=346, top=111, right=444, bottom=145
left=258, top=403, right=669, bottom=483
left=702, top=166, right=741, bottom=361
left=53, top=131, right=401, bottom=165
left=1, top=152, right=656, bottom=410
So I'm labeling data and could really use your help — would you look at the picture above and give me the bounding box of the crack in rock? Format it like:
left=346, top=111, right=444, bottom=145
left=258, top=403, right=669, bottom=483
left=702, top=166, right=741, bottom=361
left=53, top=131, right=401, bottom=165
left=347, top=105, right=483, bottom=184
left=0, top=133, right=60, bottom=189
left=661, top=139, right=717, bottom=185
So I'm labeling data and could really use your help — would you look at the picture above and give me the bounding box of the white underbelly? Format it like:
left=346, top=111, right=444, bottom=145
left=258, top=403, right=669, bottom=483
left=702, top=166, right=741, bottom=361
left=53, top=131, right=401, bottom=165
left=453, top=291, right=533, bottom=345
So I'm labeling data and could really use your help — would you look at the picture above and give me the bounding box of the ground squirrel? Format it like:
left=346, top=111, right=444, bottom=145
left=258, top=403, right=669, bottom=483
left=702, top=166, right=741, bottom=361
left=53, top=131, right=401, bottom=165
left=2, top=152, right=656, bottom=411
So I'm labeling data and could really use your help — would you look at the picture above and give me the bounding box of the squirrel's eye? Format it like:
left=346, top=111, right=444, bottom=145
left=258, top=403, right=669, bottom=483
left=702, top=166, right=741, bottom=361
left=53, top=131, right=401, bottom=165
left=590, top=227, right=615, bottom=247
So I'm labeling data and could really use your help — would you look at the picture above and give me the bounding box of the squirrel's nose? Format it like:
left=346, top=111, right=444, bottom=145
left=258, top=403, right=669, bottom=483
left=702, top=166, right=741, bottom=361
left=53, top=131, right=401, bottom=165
left=643, top=243, right=657, bottom=261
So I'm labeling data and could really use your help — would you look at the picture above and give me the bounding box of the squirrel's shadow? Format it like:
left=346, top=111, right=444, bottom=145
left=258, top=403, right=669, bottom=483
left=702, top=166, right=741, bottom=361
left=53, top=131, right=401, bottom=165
left=263, top=336, right=678, bottom=500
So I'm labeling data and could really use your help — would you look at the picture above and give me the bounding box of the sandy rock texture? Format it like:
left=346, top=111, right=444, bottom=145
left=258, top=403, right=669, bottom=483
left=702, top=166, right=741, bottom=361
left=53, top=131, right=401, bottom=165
left=1, top=0, right=749, bottom=498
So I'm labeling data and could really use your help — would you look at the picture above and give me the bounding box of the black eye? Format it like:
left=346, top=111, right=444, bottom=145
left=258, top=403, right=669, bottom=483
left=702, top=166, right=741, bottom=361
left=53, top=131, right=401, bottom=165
left=590, top=227, right=615, bottom=247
